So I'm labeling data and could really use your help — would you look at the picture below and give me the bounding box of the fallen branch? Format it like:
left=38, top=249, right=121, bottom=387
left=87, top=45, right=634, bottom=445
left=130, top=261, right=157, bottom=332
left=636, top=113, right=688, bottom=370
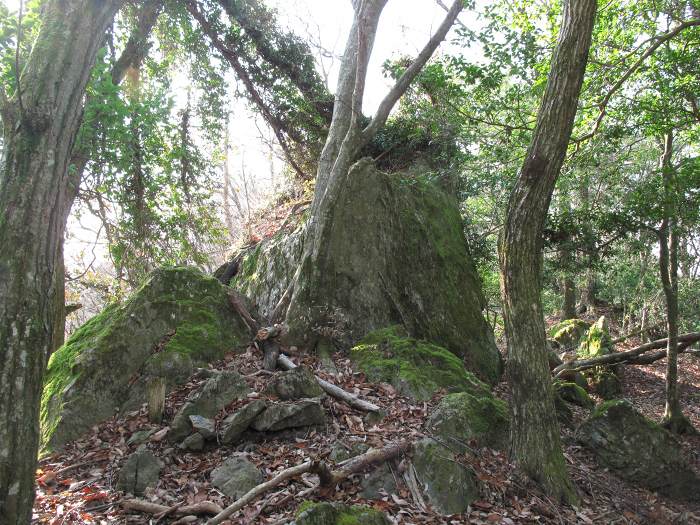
left=277, top=354, right=381, bottom=413
left=554, top=332, right=700, bottom=377
left=207, top=441, right=412, bottom=524
left=624, top=341, right=696, bottom=366
left=122, top=499, right=222, bottom=517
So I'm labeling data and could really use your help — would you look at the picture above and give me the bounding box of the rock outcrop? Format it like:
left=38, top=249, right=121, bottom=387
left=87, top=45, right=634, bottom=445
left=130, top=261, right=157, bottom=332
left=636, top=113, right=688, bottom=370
left=41, top=267, right=249, bottom=451
left=577, top=400, right=700, bottom=501
left=577, top=316, right=621, bottom=398
left=350, top=326, right=491, bottom=401
left=232, top=159, right=501, bottom=384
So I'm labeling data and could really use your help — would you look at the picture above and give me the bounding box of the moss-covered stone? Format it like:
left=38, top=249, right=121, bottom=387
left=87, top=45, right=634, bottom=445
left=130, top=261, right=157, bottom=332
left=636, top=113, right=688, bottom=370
left=549, top=318, right=591, bottom=349
left=41, top=267, right=249, bottom=451
left=554, top=381, right=594, bottom=409
left=577, top=317, right=621, bottom=399
left=578, top=400, right=700, bottom=501
left=412, top=438, right=479, bottom=515
left=426, top=392, right=509, bottom=451
left=233, top=159, right=502, bottom=384
left=295, top=502, right=390, bottom=525
left=349, top=326, right=491, bottom=401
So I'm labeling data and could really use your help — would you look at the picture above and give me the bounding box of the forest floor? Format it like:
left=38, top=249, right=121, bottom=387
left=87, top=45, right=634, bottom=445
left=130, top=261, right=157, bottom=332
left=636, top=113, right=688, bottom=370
left=32, top=321, right=700, bottom=525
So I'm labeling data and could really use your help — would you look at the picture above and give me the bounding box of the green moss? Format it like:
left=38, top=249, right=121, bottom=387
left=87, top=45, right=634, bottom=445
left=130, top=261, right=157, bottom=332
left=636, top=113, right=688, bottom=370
left=549, top=318, right=590, bottom=348
left=350, top=326, right=490, bottom=401
left=41, top=266, right=249, bottom=451
left=427, top=392, right=509, bottom=451
left=296, top=502, right=388, bottom=525
left=577, top=316, right=612, bottom=359
left=554, top=381, right=594, bottom=409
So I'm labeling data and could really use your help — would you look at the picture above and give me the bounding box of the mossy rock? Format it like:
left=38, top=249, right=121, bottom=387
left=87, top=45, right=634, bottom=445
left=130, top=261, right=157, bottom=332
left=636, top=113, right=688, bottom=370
left=577, top=400, right=700, bottom=501
left=41, top=267, right=249, bottom=451
left=412, top=438, right=479, bottom=515
left=577, top=316, right=613, bottom=358
left=426, top=392, right=509, bottom=451
left=577, top=317, right=621, bottom=398
left=549, top=318, right=591, bottom=349
left=296, top=502, right=389, bottom=525
left=554, top=381, right=594, bottom=409
left=350, top=326, right=491, bottom=401
left=234, top=159, right=502, bottom=384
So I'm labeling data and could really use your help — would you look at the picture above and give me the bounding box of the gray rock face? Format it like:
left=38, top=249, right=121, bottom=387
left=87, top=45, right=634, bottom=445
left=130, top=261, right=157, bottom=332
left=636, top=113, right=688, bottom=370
left=168, top=371, right=250, bottom=442
left=360, top=463, right=398, bottom=499
left=117, top=448, right=162, bottom=495
left=577, top=400, right=700, bottom=501
left=265, top=366, right=323, bottom=400
left=251, top=399, right=326, bottom=432
left=181, top=433, right=205, bottom=451
left=426, top=392, right=509, bottom=452
left=232, top=159, right=502, bottom=385
left=189, top=415, right=216, bottom=439
left=412, top=438, right=479, bottom=515
left=296, top=502, right=390, bottom=525
left=211, top=456, right=263, bottom=500
left=220, top=400, right=268, bottom=444
left=41, top=267, right=249, bottom=451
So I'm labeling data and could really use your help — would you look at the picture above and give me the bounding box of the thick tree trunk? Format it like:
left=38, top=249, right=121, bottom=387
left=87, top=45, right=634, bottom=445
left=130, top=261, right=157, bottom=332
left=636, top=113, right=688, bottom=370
left=658, top=133, right=695, bottom=434
left=0, top=2, right=123, bottom=523
left=499, top=0, right=596, bottom=503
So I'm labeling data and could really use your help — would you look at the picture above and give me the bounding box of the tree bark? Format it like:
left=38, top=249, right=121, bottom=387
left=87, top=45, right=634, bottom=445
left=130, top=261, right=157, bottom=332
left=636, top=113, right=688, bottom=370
left=499, top=0, right=596, bottom=503
left=0, top=2, right=124, bottom=523
left=657, top=132, right=694, bottom=434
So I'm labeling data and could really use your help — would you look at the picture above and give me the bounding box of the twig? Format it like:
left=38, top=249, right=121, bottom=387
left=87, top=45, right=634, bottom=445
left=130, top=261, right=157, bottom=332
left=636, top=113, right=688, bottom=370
left=122, top=499, right=222, bottom=517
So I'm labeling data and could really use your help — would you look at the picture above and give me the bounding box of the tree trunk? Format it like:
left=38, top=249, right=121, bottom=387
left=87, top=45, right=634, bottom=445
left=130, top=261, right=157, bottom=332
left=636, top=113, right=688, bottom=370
left=658, top=132, right=694, bottom=434
left=0, top=2, right=124, bottom=523
left=499, top=0, right=596, bottom=503
left=282, top=0, right=464, bottom=343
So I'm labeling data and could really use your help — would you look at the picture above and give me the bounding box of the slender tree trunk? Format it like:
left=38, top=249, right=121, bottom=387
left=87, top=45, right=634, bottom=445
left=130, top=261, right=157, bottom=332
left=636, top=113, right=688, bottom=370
left=499, top=0, right=596, bottom=503
left=0, top=2, right=124, bottom=522
left=658, top=133, right=695, bottom=434
left=577, top=182, right=597, bottom=311
left=282, top=0, right=463, bottom=338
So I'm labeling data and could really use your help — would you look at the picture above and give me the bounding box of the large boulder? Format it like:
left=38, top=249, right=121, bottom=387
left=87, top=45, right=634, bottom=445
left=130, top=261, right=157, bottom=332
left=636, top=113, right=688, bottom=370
left=251, top=399, right=326, bottom=432
left=265, top=366, right=324, bottom=400
left=220, top=399, right=269, bottom=444
left=426, top=392, right=509, bottom=451
left=41, top=267, right=249, bottom=451
left=350, top=326, right=491, bottom=401
left=577, top=400, right=700, bottom=501
left=232, top=159, right=501, bottom=384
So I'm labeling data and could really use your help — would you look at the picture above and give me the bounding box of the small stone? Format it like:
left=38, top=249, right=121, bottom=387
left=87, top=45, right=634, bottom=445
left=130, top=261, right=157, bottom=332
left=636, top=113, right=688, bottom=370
left=220, top=400, right=268, bottom=444
left=265, top=366, right=324, bottom=400
left=117, top=447, right=162, bottom=496
left=360, top=463, right=397, bottom=499
left=250, top=399, right=325, bottom=432
left=189, top=415, right=216, bottom=439
left=181, top=433, right=205, bottom=451
left=168, top=370, right=250, bottom=442
left=127, top=429, right=156, bottom=446
left=211, top=456, right=263, bottom=500
left=412, top=438, right=478, bottom=515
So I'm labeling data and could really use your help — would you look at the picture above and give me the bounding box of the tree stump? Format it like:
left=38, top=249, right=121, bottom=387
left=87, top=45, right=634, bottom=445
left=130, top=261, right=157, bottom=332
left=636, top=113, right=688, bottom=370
left=148, top=377, right=166, bottom=423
